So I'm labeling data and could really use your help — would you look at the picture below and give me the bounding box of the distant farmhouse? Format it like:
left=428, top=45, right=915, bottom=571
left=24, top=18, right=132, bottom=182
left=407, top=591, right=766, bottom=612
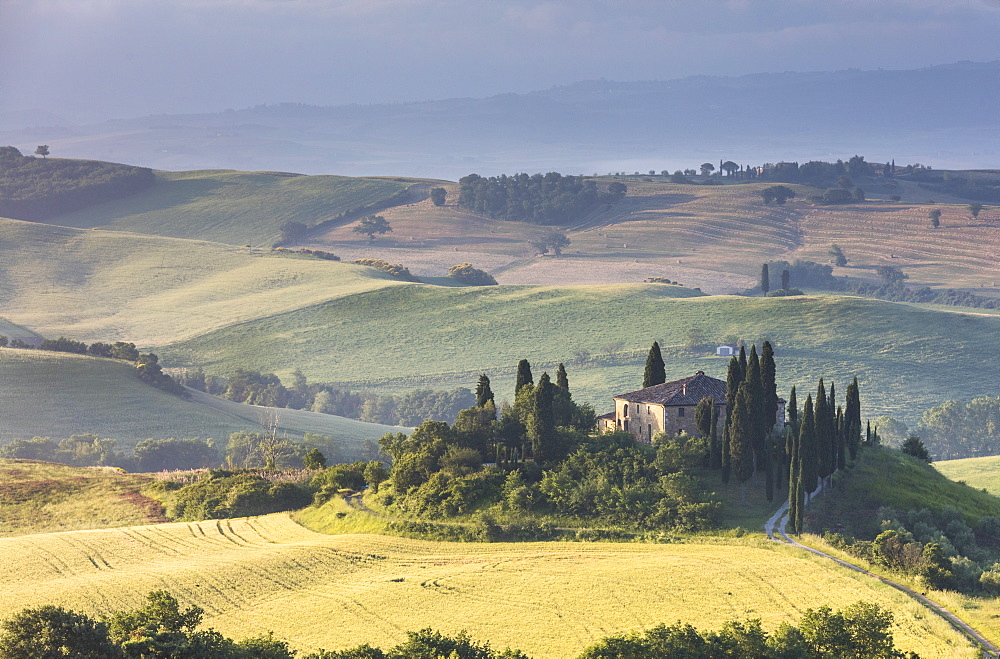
left=715, top=344, right=739, bottom=357
left=599, top=370, right=785, bottom=444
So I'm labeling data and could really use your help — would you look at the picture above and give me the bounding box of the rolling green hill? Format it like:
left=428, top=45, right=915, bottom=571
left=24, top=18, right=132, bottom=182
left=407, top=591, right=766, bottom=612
left=48, top=169, right=414, bottom=245
left=0, top=513, right=975, bottom=657
left=0, top=349, right=402, bottom=453
left=935, top=455, right=1000, bottom=496
left=0, top=217, right=407, bottom=345
left=161, top=289, right=1000, bottom=424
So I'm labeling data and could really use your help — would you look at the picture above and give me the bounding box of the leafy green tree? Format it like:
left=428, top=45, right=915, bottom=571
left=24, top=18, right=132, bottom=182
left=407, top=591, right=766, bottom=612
left=901, top=435, right=930, bottom=462
left=530, top=231, right=571, bottom=256
left=515, top=359, right=533, bottom=393
left=876, top=265, right=907, bottom=286
left=430, top=187, right=447, bottom=206
left=721, top=160, right=739, bottom=177
left=303, top=448, right=327, bottom=470
left=700, top=162, right=715, bottom=177
left=929, top=208, right=941, bottom=228
left=278, top=221, right=308, bottom=244
left=760, top=185, right=796, bottom=205
left=760, top=264, right=769, bottom=295
left=0, top=605, right=114, bottom=658
left=34, top=145, right=49, bottom=158
left=643, top=341, right=666, bottom=388
left=353, top=215, right=392, bottom=241
left=694, top=397, right=714, bottom=439
left=475, top=374, right=494, bottom=408
left=969, top=202, right=983, bottom=219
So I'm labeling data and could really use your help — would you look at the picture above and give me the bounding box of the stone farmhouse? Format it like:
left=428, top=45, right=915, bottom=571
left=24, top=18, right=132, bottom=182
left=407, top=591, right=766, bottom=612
left=597, top=370, right=785, bottom=444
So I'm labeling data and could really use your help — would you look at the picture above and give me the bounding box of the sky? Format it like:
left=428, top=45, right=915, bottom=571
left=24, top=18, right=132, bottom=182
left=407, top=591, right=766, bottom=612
left=1, top=0, right=999, bottom=123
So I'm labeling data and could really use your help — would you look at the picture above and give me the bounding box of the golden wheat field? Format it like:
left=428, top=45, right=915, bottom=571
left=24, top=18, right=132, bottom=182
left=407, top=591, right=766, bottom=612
left=0, top=510, right=976, bottom=657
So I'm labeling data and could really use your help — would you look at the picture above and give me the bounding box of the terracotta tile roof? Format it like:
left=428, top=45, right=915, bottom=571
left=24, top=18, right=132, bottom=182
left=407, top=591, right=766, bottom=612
left=615, top=371, right=727, bottom=406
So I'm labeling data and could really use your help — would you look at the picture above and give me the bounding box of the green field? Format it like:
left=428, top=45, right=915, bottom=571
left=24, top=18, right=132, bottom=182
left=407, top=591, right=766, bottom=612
left=935, top=455, right=1000, bottom=496
left=0, top=460, right=166, bottom=536
left=162, top=289, right=1000, bottom=424
left=0, top=511, right=976, bottom=657
left=0, top=217, right=406, bottom=345
left=0, top=349, right=402, bottom=452
left=49, top=169, right=414, bottom=246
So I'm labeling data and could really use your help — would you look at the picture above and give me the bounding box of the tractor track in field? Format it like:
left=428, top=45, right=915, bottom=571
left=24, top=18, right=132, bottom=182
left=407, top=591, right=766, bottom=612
left=765, top=494, right=999, bottom=657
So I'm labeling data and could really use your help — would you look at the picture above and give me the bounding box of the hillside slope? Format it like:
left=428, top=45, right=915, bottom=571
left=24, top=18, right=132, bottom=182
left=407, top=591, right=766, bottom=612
left=935, top=455, right=1000, bottom=496
left=45, top=169, right=415, bottom=246
left=0, top=349, right=400, bottom=451
left=0, top=217, right=406, bottom=345
left=0, top=513, right=975, bottom=657
left=162, top=290, right=1000, bottom=423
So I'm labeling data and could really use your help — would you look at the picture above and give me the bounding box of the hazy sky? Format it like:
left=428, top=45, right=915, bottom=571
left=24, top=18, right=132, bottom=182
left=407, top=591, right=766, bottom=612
left=2, top=0, right=999, bottom=122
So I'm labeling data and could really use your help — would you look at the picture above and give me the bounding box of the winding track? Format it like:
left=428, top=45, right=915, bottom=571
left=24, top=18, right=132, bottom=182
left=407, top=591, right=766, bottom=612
left=764, top=496, right=999, bottom=657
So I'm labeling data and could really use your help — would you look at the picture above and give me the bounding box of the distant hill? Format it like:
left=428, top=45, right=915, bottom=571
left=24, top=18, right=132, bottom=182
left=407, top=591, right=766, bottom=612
left=935, top=455, right=1000, bottom=496
left=0, top=349, right=402, bottom=455
left=29, top=168, right=418, bottom=246
left=5, top=62, right=998, bottom=178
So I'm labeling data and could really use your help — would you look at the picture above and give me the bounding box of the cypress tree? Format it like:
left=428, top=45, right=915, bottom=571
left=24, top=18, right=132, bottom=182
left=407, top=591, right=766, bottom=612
left=866, top=420, right=872, bottom=446
left=760, top=341, right=777, bottom=434
left=556, top=363, right=569, bottom=390
left=836, top=405, right=846, bottom=470
left=725, top=356, right=743, bottom=427
left=846, top=377, right=861, bottom=459
left=827, top=381, right=838, bottom=475
left=694, top=397, right=714, bottom=438
left=799, top=394, right=818, bottom=504
left=730, top=381, right=755, bottom=505
left=721, top=424, right=731, bottom=484
left=529, top=372, right=555, bottom=462
left=786, top=425, right=798, bottom=522
left=787, top=386, right=798, bottom=432
left=643, top=341, right=666, bottom=388
left=760, top=263, right=770, bottom=295
left=475, top=374, right=494, bottom=408
left=745, top=345, right=765, bottom=483
left=739, top=345, right=748, bottom=376
left=515, top=359, right=533, bottom=393
left=781, top=268, right=790, bottom=290
left=815, top=379, right=831, bottom=484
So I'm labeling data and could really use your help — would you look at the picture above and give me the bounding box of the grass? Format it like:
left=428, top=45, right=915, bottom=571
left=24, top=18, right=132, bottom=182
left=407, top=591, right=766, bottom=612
left=0, top=349, right=402, bottom=451
left=50, top=169, right=413, bottom=246
left=934, top=455, right=1000, bottom=496
left=0, top=459, right=165, bottom=536
left=0, top=217, right=406, bottom=345
left=162, top=289, right=1000, bottom=425
left=808, top=447, right=1000, bottom=539
left=0, top=510, right=977, bottom=658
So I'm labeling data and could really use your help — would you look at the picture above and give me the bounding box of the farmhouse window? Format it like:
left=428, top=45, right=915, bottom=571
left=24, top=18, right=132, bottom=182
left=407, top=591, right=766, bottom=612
left=624, top=420, right=629, bottom=432
left=648, top=424, right=652, bottom=438
left=623, top=405, right=628, bottom=417
left=678, top=407, right=685, bottom=417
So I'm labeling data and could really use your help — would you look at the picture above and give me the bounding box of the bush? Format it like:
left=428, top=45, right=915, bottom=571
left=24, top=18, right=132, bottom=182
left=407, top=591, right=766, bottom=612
left=448, top=263, right=497, bottom=286
left=169, top=472, right=312, bottom=520
left=352, top=259, right=419, bottom=281
left=766, top=288, right=804, bottom=297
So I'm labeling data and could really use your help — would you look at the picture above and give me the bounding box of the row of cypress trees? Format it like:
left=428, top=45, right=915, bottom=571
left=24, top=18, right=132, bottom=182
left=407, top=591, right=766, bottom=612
left=786, top=376, right=863, bottom=532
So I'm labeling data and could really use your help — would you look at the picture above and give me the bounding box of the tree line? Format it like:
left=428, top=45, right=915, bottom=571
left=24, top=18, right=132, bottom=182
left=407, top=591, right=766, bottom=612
left=0, top=146, right=155, bottom=221
left=181, top=367, right=476, bottom=427
left=1, top=336, right=186, bottom=397
left=0, top=592, right=916, bottom=659
left=457, top=172, right=626, bottom=225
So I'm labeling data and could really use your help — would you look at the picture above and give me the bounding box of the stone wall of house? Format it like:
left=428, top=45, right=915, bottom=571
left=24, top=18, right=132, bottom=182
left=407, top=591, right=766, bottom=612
left=614, top=399, right=665, bottom=444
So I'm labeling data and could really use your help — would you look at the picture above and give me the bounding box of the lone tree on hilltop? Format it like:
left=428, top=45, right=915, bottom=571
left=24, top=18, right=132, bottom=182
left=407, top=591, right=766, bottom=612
left=643, top=341, right=666, bottom=388
left=969, top=202, right=983, bottom=220
left=430, top=187, right=447, bottom=206
left=929, top=208, right=941, bottom=228
left=721, top=160, right=739, bottom=177
left=353, top=215, right=392, bottom=241
left=700, top=162, right=715, bottom=177
left=34, top=145, right=49, bottom=158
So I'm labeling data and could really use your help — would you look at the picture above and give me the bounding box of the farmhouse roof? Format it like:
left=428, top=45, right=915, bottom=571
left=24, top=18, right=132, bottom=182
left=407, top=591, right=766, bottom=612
left=615, top=371, right=727, bottom=407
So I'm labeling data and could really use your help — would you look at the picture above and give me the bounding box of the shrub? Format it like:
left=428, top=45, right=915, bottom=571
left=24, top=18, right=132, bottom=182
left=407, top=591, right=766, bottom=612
left=448, top=263, right=497, bottom=286
left=352, top=259, right=419, bottom=281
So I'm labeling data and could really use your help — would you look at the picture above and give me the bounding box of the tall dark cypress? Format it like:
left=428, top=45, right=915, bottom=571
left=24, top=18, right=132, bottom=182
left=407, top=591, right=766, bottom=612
left=515, top=359, right=533, bottom=393
left=745, top=345, right=765, bottom=482
left=815, top=379, right=831, bottom=483
left=529, top=372, right=555, bottom=462
left=787, top=386, right=798, bottom=432
left=556, top=363, right=569, bottom=390
left=475, top=374, right=494, bottom=408
left=730, top=381, right=756, bottom=504
left=760, top=264, right=770, bottom=295
left=739, top=345, right=748, bottom=376
left=781, top=268, right=790, bottom=291
left=787, top=425, right=800, bottom=533
left=846, top=377, right=862, bottom=459
left=643, top=341, right=666, bottom=388
left=709, top=404, right=720, bottom=469
left=836, top=405, right=846, bottom=470
left=760, top=341, right=777, bottom=434
left=725, top=356, right=743, bottom=428
left=721, top=424, right=731, bottom=484
left=799, top=394, right=818, bottom=503
left=827, top=381, right=838, bottom=474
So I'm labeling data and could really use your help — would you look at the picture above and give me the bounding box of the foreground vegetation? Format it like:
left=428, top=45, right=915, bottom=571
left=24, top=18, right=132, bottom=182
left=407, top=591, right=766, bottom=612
left=0, top=513, right=973, bottom=657
left=0, top=592, right=919, bottom=659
